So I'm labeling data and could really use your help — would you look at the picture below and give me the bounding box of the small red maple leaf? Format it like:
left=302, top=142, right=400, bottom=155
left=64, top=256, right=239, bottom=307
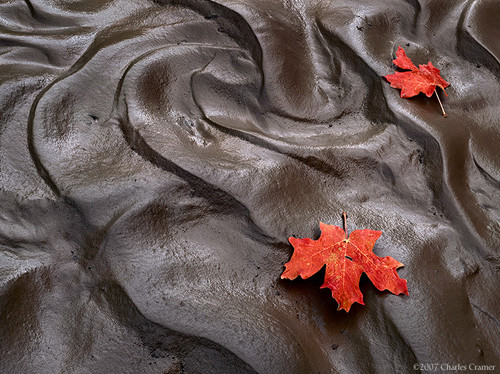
left=281, top=212, right=408, bottom=312
left=384, top=46, right=450, bottom=117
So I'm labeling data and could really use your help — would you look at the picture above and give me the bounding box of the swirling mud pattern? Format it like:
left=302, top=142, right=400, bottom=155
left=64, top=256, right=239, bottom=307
left=1, top=0, right=499, bottom=373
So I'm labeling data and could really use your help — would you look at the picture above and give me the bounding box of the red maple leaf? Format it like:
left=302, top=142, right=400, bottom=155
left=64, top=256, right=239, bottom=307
left=384, top=46, right=450, bottom=117
left=281, top=213, right=408, bottom=312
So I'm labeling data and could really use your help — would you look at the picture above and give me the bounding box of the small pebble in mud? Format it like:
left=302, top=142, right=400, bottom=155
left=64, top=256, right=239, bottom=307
left=476, top=345, right=484, bottom=356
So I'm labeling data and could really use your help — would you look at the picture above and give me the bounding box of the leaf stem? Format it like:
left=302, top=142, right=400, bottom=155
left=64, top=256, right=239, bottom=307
left=434, top=89, right=447, bottom=117
left=342, top=211, right=347, bottom=239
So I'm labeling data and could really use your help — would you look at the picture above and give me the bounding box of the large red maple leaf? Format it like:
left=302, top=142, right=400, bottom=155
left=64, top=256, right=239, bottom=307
left=384, top=46, right=450, bottom=116
left=281, top=213, right=408, bottom=312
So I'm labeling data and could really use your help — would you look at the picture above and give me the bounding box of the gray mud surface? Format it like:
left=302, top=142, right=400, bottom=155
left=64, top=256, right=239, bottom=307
left=1, top=1, right=499, bottom=373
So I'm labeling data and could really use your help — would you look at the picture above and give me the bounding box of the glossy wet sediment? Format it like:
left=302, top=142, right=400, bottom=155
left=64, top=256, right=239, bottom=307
left=1, top=1, right=499, bottom=373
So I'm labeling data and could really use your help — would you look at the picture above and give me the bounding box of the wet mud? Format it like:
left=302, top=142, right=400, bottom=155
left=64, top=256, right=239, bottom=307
left=1, top=0, right=499, bottom=373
